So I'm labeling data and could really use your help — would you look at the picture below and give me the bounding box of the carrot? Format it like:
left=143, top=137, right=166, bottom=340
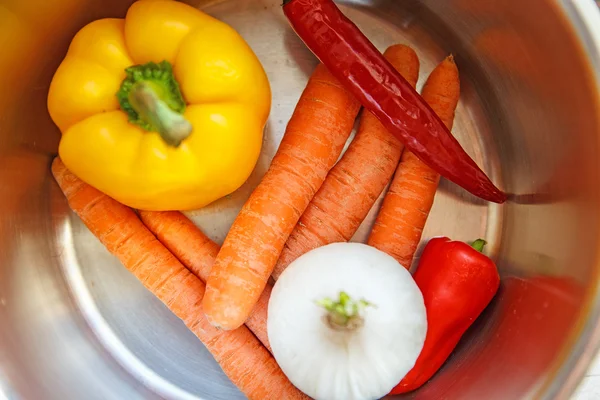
left=202, top=63, right=362, bottom=330
left=272, top=44, right=420, bottom=279
left=139, top=211, right=219, bottom=281
left=52, top=159, right=307, bottom=400
left=139, top=210, right=272, bottom=352
left=367, top=55, right=461, bottom=268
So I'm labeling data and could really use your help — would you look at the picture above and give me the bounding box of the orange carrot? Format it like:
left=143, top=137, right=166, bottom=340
left=139, top=211, right=219, bottom=281
left=139, top=210, right=272, bottom=352
left=202, top=64, right=361, bottom=330
left=52, top=159, right=307, bottom=400
left=367, top=55, right=461, bottom=268
left=272, top=44, right=420, bottom=279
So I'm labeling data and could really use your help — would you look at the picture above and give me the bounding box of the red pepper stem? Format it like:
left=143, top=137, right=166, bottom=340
left=471, top=239, right=487, bottom=252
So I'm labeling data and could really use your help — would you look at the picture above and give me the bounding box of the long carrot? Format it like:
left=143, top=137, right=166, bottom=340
left=272, top=44, right=420, bottom=279
left=367, top=55, right=461, bottom=268
left=139, top=210, right=272, bottom=352
left=52, top=159, right=306, bottom=400
left=202, top=63, right=361, bottom=330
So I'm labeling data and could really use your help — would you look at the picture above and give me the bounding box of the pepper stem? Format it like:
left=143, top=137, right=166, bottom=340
left=128, top=82, right=192, bottom=147
left=317, top=291, right=373, bottom=331
left=117, top=61, right=192, bottom=147
left=471, top=238, right=487, bottom=252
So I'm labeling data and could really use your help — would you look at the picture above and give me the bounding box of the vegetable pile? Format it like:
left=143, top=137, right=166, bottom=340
left=47, top=0, right=503, bottom=399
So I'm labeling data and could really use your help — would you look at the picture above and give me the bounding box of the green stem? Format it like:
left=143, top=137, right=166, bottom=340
left=128, top=82, right=192, bottom=147
left=317, top=291, right=373, bottom=331
left=117, top=61, right=192, bottom=147
left=471, top=238, right=487, bottom=252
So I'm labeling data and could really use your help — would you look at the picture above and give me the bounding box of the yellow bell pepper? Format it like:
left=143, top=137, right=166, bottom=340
left=47, top=0, right=271, bottom=211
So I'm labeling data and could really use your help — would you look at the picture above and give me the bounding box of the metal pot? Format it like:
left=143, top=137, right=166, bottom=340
left=1, top=0, right=599, bottom=399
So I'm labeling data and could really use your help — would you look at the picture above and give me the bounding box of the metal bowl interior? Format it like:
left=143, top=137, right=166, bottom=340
left=0, top=0, right=599, bottom=399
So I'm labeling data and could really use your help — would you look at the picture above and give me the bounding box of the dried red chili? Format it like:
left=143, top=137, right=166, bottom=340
left=283, top=0, right=507, bottom=203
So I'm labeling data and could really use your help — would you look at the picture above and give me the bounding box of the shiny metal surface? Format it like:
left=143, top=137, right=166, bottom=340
left=0, top=0, right=599, bottom=399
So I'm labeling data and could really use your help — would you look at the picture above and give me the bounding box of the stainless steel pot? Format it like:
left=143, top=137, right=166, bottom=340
left=1, top=0, right=599, bottom=399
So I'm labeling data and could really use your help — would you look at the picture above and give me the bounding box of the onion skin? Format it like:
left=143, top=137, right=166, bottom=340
left=268, top=243, right=427, bottom=400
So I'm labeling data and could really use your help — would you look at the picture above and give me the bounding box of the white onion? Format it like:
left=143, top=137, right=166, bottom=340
left=268, top=242, right=427, bottom=400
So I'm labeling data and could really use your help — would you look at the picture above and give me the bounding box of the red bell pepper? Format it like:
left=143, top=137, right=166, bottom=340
left=391, top=237, right=500, bottom=394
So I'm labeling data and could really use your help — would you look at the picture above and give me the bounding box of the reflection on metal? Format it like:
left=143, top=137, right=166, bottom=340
left=0, top=0, right=599, bottom=399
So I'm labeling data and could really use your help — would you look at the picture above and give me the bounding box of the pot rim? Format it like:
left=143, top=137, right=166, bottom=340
left=1, top=2, right=600, bottom=400
left=543, top=1, right=600, bottom=399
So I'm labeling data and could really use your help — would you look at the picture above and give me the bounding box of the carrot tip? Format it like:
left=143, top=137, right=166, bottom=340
left=51, top=156, right=63, bottom=171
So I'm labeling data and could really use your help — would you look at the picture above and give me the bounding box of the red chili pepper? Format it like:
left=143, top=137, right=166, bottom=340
left=282, top=0, right=506, bottom=203
left=390, top=237, right=500, bottom=394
